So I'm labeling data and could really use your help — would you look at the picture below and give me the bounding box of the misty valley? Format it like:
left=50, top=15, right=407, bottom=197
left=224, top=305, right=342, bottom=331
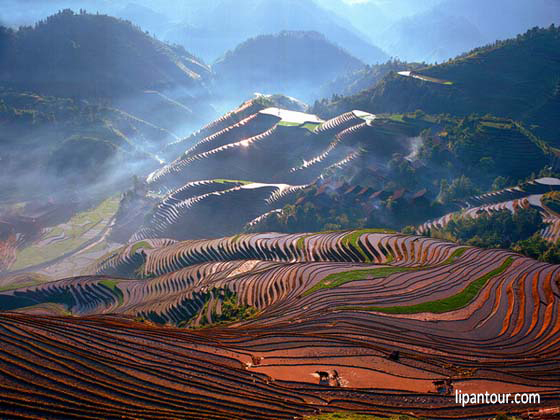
left=0, top=1, right=559, bottom=419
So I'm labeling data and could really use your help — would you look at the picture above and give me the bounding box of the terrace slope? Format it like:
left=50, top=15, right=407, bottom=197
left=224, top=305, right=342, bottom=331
left=131, top=104, right=424, bottom=242
left=418, top=177, right=560, bottom=241
left=0, top=230, right=559, bottom=417
left=118, top=104, right=554, bottom=245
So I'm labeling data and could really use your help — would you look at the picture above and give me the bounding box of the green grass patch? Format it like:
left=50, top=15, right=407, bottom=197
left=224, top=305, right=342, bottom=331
left=302, top=237, right=469, bottom=296
left=303, top=266, right=412, bottom=297
left=99, top=279, right=124, bottom=305
left=341, top=229, right=396, bottom=263
left=297, top=229, right=397, bottom=258
left=296, top=234, right=315, bottom=250
left=347, top=257, right=513, bottom=314
left=480, top=120, right=512, bottom=129
left=0, top=281, right=41, bottom=292
left=277, top=121, right=301, bottom=127
left=129, top=241, right=154, bottom=256
left=440, top=247, right=468, bottom=265
left=302, top=122, right=320, bottom=131
left=212, top=178, right=253, bottom=185
left=277, top=121, right=320, bottom=132
left=0, top=273, right=51, bottom=291
left=388, top=114, right=405, bottom=122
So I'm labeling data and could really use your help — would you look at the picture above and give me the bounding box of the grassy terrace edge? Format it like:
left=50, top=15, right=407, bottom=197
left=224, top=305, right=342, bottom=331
left=99, top=279, right=124, bottom=305
left=303, top=266, right=411, bottom=296
left=303, top=247, right=468, bottom=297
left=339, top=256, right=513, bottom=314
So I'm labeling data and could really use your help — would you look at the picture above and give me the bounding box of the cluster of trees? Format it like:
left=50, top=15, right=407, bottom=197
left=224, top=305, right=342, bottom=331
left=436, top=208, right=543, bottom=248
left=512, top=234, right=560, bottom=264
left=425, top=208, right=560, bottom=263
left=248, top=195, right=368, bottom=234
left=542, top=191, right=560, bottom=214
left=437, top=176, right=479, bottom=205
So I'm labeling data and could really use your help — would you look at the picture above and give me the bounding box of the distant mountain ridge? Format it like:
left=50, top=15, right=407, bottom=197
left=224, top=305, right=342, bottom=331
left=0, top=9, right=211, bottom=98
left=313, top=25, right=560, bottom=145
left=163, top=0, right=388, bottom=64
left=378, top=0, right=560, bottom=62
left=0, top=10, right=218, bottom=200
left=213, top=30, right=365, bottom=103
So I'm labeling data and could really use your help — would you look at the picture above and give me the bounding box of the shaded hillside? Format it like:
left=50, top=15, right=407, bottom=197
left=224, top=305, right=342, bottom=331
left=163, top=0, right=388, bottom=64
left=0, top=89, right=163, bottom=201
left=0, top=9, right=210, bottom=98
left=247, top=112, right=553, bottom=234
left=0, top=10, right=221, bottom=203
left=110, top=99, right=553, bottom=244
left=120, top=101, right=372, bottom=241
left=318, top=59, right=425, bottom=98
left=313, top=26, right=560, bottom=145
left=213, top=31, right=364, bottom=103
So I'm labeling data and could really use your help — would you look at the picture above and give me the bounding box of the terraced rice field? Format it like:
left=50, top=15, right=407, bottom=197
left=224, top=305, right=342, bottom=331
left=132, top=181, right=307, bottom=241
left=418, top=177, right=560, bottom=241
left=136, top=107, right=382, bottom=242
left=147, top=107, right=376, bottom=191
left=1, top=230, right=558, bottom=418
left=8, top=196, right=120, bottom=272
left=162, top=98, right=267, bottom=158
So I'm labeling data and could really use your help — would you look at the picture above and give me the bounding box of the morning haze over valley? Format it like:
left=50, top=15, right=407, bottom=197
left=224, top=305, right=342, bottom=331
left=0, top=0, right=559, bottom=418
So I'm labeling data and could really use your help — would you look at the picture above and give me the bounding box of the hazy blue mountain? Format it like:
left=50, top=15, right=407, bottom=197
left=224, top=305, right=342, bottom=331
left=213, top=31, right=364, bottom=104
left=369, top=0, right=444, bottom=19
left=314, top=0, right=392, bottom=39
left=162, top=0, right=388, bottom=64
left=380, top=10, right=485, bottom=63
left=438, top=0, right=560, bottom=41
left=379, top=0, right=560, bottom=62
left=114, top=2, right=171, bottom=35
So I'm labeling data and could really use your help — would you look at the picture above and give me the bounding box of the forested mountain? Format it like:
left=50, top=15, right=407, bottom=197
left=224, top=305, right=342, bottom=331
left=313, top=26, right=560, bottom=145
left=318, top=59, right=425, bottom=98
left=0, top=9, right=210, bottom=98
left=0, top=10, right=217, bottom=200
left=213, top=31, right=364, bottom=103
